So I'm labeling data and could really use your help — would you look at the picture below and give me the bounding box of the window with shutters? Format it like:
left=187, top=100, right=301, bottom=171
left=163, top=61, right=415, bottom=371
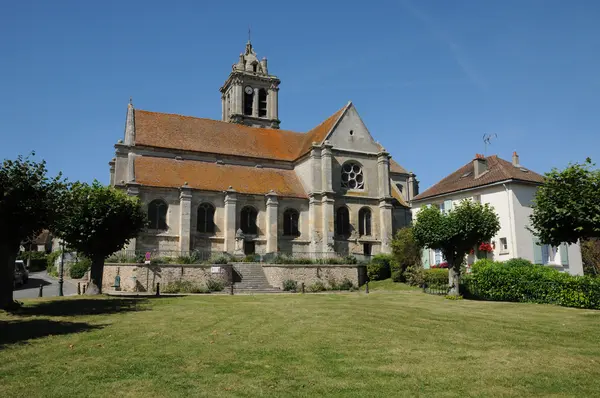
left=197, top=203, right=215, bottom=233
left=283, top=208, right=300, bottom=236
left=148, top=200, right=168, bottom=230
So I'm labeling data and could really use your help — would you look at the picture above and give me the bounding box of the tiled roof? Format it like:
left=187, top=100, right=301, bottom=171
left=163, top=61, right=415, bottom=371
left=413, top=155, right=544, bottom=201
left=390, top=159, right=407, bottom=174
left=135, top=156, right=308, bottom=198
left=134, top=105, right=346, bottom=162
left=33, top=230, right=51, bottom=245
left=390, top=182, right=409, bottom=207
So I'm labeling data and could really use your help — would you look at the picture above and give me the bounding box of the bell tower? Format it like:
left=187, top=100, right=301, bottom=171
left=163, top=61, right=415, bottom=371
left=220, top=40, right=281, bottom=129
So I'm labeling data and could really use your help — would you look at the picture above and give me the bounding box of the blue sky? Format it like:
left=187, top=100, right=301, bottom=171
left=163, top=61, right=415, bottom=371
left=1, top=0, right=598, bottom=190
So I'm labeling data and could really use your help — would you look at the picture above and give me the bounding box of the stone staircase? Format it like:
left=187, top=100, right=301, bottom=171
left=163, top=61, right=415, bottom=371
left=232, top=263, right=281, bottom=293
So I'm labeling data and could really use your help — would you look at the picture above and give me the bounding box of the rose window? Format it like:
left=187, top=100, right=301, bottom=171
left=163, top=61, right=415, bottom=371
left=341, top=162, right=364, bottom=190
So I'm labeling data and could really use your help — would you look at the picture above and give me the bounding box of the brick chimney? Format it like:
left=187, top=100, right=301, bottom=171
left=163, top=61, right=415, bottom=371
left=473, top=154, right=488, bottom=178
left=512, top=151, right=520, bottom=167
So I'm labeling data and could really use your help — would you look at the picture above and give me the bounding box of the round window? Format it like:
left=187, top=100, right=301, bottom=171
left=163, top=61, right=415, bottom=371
left=341, top=162, right=364, bottom=190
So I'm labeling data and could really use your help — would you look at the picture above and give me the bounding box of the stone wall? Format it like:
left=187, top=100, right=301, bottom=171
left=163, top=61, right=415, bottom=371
left=102, top=263, right=232, bottom=293
left=262, top=264, right=367, bottom=290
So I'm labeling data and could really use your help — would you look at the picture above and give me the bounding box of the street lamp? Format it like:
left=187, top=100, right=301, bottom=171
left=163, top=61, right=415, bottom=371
left=58, top=240, right=65, bottom=297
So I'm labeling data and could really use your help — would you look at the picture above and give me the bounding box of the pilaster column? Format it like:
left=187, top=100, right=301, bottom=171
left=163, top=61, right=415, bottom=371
left=221, top=95, right=226, bottom=121
left=265, top=190, right=279, bottom=253
left=125, top=182, right=140, bottom=252
left=377, top=150, right=391, bottom=199
left=252, top=87, right=259, bottom=117
left=310, top=144, right=322, bottom=194
left=379, top=200, right=393, bottom=253
left=269, top=86, right=279, bottom=121
left=308, top=195, right=320, bottom=252
left=179, top=183, right=192, bottom=253
left=223, top=187, right=238, bottom=253
left=321, top=141, right=334, bottom=193
left=109, top=158, right=116, bottom=186
left=127, top=152, right=136, bottom=183
left=321, top=195, right=335, bottom=252
left=234, top=82, right=243, bottom=115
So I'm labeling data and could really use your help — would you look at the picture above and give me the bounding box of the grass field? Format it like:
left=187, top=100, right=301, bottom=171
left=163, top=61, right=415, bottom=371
left=1, top=284, right=600, bottom=397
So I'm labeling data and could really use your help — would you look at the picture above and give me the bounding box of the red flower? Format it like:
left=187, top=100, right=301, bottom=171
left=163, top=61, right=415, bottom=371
left=478, top=242, right=493, bottom=252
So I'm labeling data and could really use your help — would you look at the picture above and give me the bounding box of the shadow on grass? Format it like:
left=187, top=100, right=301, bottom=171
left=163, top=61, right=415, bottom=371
left=11, top=297, right=152, bottom=317
left=0, top=319, right=104, bottom=349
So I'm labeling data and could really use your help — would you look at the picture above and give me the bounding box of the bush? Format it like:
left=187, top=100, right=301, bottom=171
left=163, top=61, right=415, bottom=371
left=424, top=269, right=449, bottom=287
left=308, top=281, right=326, bottom=292
left=367, top=254, right=393, bottom=281
left=69, top=257, right=91, bottom=279
left=405, top=266, right=425, bottom=286
left=18, top=251, right=48, bottom=272
left=283, top=279, right=298, bottom=292
left=162, top=280, right=208, bottom=294
left=46, top=250, right=61, bottom=271
left=390, top=227, right=422, bottom=281
left=463, top=259, right=600, bottom=309
left=206, top=278, right=225, bottom=292
left=209, top=255, right=229, bottom=265
left=336, top=278, right=354, bottom=291
left=391, top=270, right=403, bottom=282
left=504, top=258, right=534, bottom=267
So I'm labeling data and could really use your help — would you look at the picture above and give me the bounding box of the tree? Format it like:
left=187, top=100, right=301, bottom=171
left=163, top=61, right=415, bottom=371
left=0, top=154, right=66, bottom=309
left=390, top=227, right=421, bottom=282
left=530, top=158, right=600, bottom=247
left=55, top=182, right=147, bottom=294
left=581, top=238, right=600, bottom=276
left=412, top=200, right=500, bottom=295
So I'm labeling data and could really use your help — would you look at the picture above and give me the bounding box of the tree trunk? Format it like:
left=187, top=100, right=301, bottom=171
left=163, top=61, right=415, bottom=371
left=0, top=244, right=18, bottom=309
left=448, top=264, right=460, bottom=296
left=86, top=256, right=105, bottom=295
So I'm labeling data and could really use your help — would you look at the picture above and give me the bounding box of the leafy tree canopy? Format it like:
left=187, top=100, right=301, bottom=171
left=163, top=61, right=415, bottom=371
left=531, top=158, right=600, bottom=247
left=55, top=181, right=147, bottom=294
left=412, top=200, right=500, bottom=293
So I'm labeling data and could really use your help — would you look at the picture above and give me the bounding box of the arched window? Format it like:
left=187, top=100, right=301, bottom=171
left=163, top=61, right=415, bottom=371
left=283, top=209, right=300, bottom=236
left=358, top=207, right=372, bottom=236
left=341, top=162, right=364, bottom=190
left=258, top=89, right=267, bottom=117
left=148, top=200, right=168, bottom=230
left=240, top=206, right=258, bottom=234
left=197, top=203, right=215, bottom=233
left=336, top=207, right=350, bottom=236
left=244, top=87, right=253, bottom=116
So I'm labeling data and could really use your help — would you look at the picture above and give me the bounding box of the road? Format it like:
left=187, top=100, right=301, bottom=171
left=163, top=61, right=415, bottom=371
left=13, top=271, right=78, bottom=299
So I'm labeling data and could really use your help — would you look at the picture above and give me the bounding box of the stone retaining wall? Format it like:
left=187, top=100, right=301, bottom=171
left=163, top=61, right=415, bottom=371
left=103, top=263, right=232, bottom=293
left=262, top=264, right=367, bottom=290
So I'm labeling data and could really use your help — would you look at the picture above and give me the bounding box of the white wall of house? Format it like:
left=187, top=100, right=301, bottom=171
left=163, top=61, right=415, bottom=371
left=411, top=182, right=584, bottom=275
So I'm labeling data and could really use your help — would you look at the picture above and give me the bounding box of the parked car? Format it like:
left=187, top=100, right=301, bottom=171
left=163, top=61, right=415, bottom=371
left=14, top=260, right=29, bottom=287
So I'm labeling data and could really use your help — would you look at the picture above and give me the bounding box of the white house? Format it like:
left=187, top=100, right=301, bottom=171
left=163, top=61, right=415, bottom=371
left=411, top=152, right=583, bottom=275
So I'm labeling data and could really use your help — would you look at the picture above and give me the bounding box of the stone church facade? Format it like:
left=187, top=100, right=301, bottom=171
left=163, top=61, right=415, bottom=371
left=109, top=41, right=419, bottom=256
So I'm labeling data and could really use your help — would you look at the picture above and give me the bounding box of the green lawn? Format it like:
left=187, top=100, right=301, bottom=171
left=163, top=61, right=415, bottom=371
left=1, top=287, right=600, bottom=397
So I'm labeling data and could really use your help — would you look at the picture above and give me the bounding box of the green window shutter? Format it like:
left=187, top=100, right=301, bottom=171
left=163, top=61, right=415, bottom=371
left=532, top=238, right=542, bottom=264
left=560, top=243, right=569, bottom=266
left=421, top=248, right=430, bottom=269
left=443, top=200, right=453, bottom=214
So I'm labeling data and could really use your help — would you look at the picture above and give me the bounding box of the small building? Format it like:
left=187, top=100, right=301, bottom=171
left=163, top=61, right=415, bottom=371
left=411, top=152, right=583, bottom=275
left=109, top=40, right=418, bottom=257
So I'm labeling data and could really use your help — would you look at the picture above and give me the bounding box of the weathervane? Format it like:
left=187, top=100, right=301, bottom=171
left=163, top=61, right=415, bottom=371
left=483, top=133, right=497, bottom=156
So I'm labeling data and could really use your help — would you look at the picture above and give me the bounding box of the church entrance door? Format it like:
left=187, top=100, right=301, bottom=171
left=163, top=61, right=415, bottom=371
left=244, top=241, right=256, bottom=255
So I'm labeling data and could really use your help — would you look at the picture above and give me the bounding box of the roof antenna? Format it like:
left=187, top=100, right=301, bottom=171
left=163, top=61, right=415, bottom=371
left=483, top=133, right=497, bottom=156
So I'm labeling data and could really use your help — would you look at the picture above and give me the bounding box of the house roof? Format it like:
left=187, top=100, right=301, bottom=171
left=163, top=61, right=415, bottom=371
left=135, top=156, right=308, bottom=198
left=413, top=155, right=544, bottom=201
left=390, top=159, right=407, bottom=174
left=134, top=105, right=347, bottom=162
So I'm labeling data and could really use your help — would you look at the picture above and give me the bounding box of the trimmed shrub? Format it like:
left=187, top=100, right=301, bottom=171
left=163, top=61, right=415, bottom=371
left=206, top=278, right=224, bottom=292
left=69, top=257, right=91, bottom=279
left=308, top=281, right=326, bottom=292
left=283, top=279, right=298, bottom=292
left=405, top=266, right=425, bottom=286
left=504, top=258, right=534, bottom=268
left=390, top=227, right=422, bottom=281
left=463, top=259, right=600, bottom=309
left=337, top=278, right=354, bottom=291
left=367, top=254, right=393, bottom=281
left=424, top=269, right=449, bottom=287
left=209, top=255, right=229, bottom=265
left=163, top=280, right=208, bottom=294
left=391, top=270, right=403, bottom=283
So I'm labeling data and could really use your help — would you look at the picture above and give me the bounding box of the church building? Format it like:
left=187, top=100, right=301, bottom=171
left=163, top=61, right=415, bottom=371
left=109, top=41, right=418, bottom=256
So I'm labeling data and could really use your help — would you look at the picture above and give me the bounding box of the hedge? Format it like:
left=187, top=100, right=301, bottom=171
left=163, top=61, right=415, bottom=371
left=367, top=254, right=393, bottom=281
left=462, top=258, right=600, bottom=310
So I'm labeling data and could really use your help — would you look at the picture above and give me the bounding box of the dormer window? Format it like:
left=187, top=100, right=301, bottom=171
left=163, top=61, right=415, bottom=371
left=341, top=162, right=364, bottom=190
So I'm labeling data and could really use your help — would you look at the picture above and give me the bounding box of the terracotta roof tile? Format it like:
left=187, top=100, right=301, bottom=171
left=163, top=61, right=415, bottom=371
left=413, top=155, right=544, bottom=201
left=135, top=157, right=308, bottom=198
left=390, top=159, right=407, bottom=174
left=134, top=105, right=346, bottom=162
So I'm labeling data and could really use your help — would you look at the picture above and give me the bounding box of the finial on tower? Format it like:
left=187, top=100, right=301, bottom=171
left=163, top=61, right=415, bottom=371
left=129, top=96, right=133, bottom=106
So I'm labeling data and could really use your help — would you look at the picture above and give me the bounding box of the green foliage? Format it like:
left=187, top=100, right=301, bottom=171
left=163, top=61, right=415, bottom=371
left=463, top=259, right=600, bottom=309
left=205, top=278, right=225, bottom=292
left=335, top=278, right=354, bottom=291
left=367, top=254, right=393, bottom=281
left=503, top=258, right=534, bottom=267
left=413, top=200, right=500, bottom=293
left=282, top=279, right=298, bottom=292
left=175, top=252, right=206, bottom=265
left=150, top=257, right=174, bottom=265
left=424, top=269, right=449, bottom=286
left=404, top=266, right=425, bottom=286
left=531, top=158, right=600, bottom=247
left=390, top=227, right=422, bottom=282
left=54, top=181, right=147, bottom=261
left=162, top=280, right=208, bottom=294
left=17, top=251, right=48, bottom=272
left=308, top=281, right=326, bottom=292
left=270, top=254, right=357, bottom=265
left=209, top=255, right=229, bottom=265
left=69, top=257, right=92, bottom=279
left=445, top=294, right=463, bottom=300
left=46, top=250, right=61, bottom=270
left=581, top=238, right=600, bottom=276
